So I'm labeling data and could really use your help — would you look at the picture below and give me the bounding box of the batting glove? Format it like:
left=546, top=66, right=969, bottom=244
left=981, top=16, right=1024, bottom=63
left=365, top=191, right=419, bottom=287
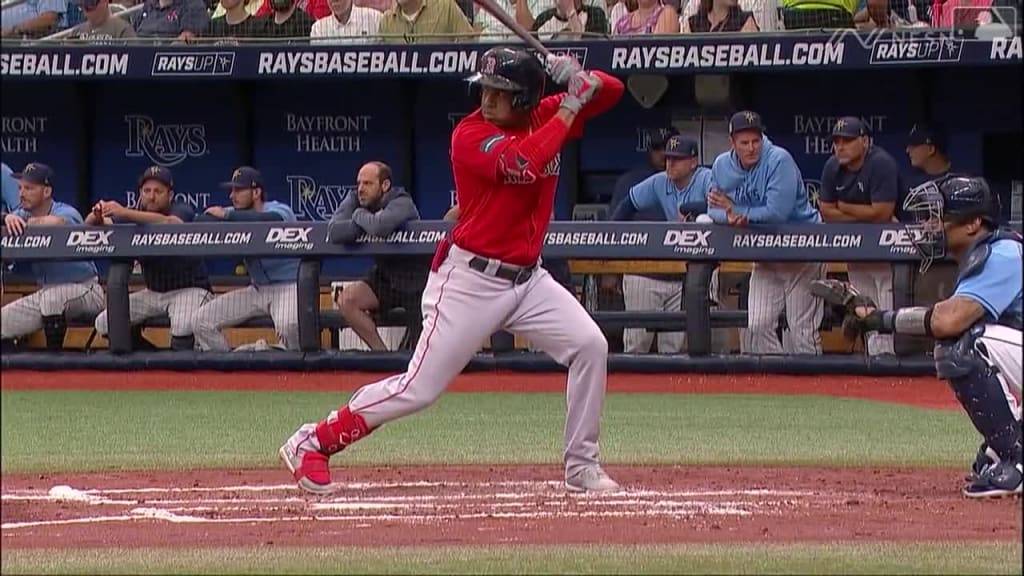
left=545, top=53, right=582, bottom=85
left=560, top=71, right=601, bottom=114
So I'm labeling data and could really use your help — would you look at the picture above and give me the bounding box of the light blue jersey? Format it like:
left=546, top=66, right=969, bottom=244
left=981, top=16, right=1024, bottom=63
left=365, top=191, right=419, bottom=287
left=14, top=202, right=98, bottom=285
left=1, top=162, right=18, bottom=213
left=954, top=238, right=1023, bottom=328
left=227, top=201, right=300, bottom=286
left=628, top=167, right=715, bottom=222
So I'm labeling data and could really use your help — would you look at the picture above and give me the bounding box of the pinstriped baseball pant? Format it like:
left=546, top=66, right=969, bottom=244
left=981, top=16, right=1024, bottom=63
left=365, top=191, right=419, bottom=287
left=193, top=283, right=299, bottom=352
left=0, top=280, right=105, bottom=340
left=94, top=287, right=213, bottom=338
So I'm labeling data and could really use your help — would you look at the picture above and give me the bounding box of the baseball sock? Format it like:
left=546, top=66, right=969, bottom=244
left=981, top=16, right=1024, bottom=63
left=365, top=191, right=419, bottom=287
left=314, top=406, right=372, bottom=456
left=42, top=315, right=66, bottom=351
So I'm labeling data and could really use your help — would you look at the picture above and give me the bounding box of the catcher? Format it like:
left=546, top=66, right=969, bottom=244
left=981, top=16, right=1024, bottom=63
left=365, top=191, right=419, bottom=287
left=812, top=174, right=1021, bottom=499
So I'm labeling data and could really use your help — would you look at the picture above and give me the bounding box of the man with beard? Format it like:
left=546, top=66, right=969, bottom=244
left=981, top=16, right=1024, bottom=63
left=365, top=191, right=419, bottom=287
left=262, top=0, right=315, bottom=37
left=328, top=162, right=429, bottom=351
left=87, top=166, right=212, bottom=351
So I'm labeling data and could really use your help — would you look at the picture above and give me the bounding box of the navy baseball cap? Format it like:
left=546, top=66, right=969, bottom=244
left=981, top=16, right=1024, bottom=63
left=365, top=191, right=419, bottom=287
left=663, top=135, right=699, bottom=158
left=908, top=123, right=947, bottom=152
left=832, top=116, right=869, bottom=138
left=12, top=162, right=54, bottom=186
left=729, top=110, right=763, bottom=135
left=649, top=126, right=680, bottom=150
left=221, top=166, right=264, bottom=189
left=138, top=165, right=173, bottom=188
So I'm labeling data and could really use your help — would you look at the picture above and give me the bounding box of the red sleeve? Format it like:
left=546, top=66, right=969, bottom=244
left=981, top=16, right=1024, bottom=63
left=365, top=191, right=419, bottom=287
left=535, top=70, right=626, bottom=139
left=255, top=0, right=271, bottom=17
left=452, top=115, right=571, bottom=185
left=306, top=0, right=331, bottom=19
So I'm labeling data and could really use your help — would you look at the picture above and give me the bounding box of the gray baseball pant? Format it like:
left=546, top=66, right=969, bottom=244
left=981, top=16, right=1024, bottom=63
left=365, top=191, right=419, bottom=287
left=193, top=283, right=299, bottom=351
left=1, top=281, right=105, bottom=339
left=94, top=287, right=212, bottom=338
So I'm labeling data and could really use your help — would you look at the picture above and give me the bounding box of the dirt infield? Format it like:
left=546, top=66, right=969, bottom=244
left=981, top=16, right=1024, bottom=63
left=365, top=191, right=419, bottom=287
left=0, top=370, right=960, bottom=410
left=2, top=465, right=1020, bottom=549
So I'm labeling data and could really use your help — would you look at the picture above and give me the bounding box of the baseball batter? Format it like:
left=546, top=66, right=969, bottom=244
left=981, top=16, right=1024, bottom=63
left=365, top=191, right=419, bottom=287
left=1, top=163, right=105, bottom=350
left=280, top=47, right=625, bottom=495
left=610, top=135, right=715, bottom=354
left=818, top=117, right=901, bottom=356
left=193, top=167, right=300, bottom=351
left=708, top=111, right=825, bottom=356
left=814, top=175, right=1021, bottom=498
left=87, top=166, right=213, bottom=350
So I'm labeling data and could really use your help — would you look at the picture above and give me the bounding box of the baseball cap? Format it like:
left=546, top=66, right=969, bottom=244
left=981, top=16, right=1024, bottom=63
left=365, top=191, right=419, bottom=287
left=648, top=126, right=680, bottom=150
left=12, top=162, right=54, bottom=186
left=663, top=135, right=699, bottom=159
left=138, top=165, right=173, bottom=188
left=907, top=123, right=947, bottom=152
left=728, top=110, right=764, bottom=135
left=832, top=116, right=869, bottom=139
left=221, top=166, right=264, bottom=189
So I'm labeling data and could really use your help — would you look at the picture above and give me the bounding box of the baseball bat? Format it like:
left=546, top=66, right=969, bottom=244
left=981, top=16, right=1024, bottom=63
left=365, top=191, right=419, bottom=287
left=472, top=0, right=551, bottom=57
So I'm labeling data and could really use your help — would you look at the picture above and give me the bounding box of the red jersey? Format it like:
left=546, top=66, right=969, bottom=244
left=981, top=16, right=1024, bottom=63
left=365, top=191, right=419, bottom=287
left=447, top=71, right=624, bottom=266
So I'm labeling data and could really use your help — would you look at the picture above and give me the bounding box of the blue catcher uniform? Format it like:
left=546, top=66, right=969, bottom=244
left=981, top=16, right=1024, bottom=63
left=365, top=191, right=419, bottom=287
left=899, top=175, right=1022, bottom=498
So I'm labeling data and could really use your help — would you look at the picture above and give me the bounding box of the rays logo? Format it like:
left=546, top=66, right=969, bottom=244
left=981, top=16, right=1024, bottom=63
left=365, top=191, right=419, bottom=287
left=805, top=179, right=821, bottom=208
left=124, top=115, right=208, bottom=167
left=287, top=174, right=354, bottom=221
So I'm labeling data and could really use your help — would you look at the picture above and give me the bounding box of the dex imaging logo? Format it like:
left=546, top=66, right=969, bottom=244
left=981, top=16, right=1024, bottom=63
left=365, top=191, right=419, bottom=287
left=124, top=115, right=208, bottom=167
left=878, top=229, right=922, bottom=255
left=266, top=226, right=314, bottom=251
left=67, top=230, right=115, bottom=254
left=663, top=229, right=715, bottom=256
left=151, top=52, right=235, bottom=76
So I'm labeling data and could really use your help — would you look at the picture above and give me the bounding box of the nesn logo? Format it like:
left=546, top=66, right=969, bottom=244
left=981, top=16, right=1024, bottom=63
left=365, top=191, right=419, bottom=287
left=543, top=47, right=589, bottom=67
left=151, top=52, right=235, bottom=76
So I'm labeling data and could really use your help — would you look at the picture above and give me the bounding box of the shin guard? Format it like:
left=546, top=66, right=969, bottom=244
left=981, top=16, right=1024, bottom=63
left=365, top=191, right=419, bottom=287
left=42, top=315, right=66, bottom=350
left=315, top=406, right=372, bottom=456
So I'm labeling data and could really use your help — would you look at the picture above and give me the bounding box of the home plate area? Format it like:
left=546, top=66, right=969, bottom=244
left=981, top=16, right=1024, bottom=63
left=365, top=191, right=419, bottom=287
left=1, top=466, right=1020, bottom=547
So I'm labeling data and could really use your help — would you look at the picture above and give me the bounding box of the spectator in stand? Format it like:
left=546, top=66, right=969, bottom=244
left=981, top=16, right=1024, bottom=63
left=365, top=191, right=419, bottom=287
left=132, top=0, right=210, bottom=38
left=682, top=0, right=758, bottom=31
left=254, top=0, right=329, bottom=21
left=779, top=0, right=856, bottom=29
left=0, top=163, right=105, bottom=352
left=311, top=0, right=381, bottom=42
left=606, top=0, right=632, bottom=29
left=475, top=0, right=547, bottom=40
left=518, top=0, right=609, bottom=39
left=818, top=116, right=900, bottom=356
left=1, top=0, right=68, bottom=38
left=207, top=0, right=268, bottom=38
left=66, top=0, right=137, bottom=40
left=612, top=0, right=676, bottom=33
left=211, top=0, right=261, bottom=18
left=708, top=111, right=825, bottom=356
left=377, top=0, right=473, bottom=42
left=262, top=0, right=316, bottom=36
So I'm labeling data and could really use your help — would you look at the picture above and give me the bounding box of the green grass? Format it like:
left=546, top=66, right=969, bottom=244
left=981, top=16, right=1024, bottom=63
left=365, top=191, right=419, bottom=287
left=0, top=390, right=979, bottom=473
left=1, top=543, right=1021, bottom=574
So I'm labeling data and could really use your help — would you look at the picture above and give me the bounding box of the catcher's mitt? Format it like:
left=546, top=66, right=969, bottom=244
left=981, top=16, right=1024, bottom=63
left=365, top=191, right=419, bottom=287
left=809, top=279, right=878, bottom=341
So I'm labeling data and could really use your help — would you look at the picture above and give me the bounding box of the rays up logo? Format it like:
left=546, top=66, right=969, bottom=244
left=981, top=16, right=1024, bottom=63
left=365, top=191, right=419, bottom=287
left=124, top=114, right=208, bottom=167
left=286, top=174, right=355, bottom=221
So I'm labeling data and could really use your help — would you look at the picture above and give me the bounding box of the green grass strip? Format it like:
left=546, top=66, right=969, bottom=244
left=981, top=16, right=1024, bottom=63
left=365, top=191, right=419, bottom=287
left=1, top=391, right=979, bottom=474
left=1, top=543, right=1020, bottom=575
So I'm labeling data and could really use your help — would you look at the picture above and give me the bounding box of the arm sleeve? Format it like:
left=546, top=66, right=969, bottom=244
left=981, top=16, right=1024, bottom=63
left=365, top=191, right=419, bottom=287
left=351, top=196, right=420, bottom=237
left=627, top=177, right=658, bottom=212
left=610, top=196, right=638, bottom=221
left=954, top=245, right=1023, bottom=319
left=327, top=191, right=363, bottom=244
left=224, top=209, right=285, bottom=222
left=819, top=160, right=837, bottom=204
left=168, top=204, right=194, bottom=223
left=737, top=157, right=800, bottom=223
left=867, top=152, right=899, bottom=204
left=50, top=204, right=84, bottom=225
left=194, top=212, right=222, bottom=222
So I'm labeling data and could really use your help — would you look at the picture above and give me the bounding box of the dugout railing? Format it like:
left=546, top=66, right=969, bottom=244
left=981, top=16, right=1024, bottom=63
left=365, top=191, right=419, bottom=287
left=4, top=219, right=996, bottom=374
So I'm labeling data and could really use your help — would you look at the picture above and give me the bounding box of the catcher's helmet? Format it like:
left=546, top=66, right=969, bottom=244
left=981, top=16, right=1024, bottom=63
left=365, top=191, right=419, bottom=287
left=903, top=174, right=999, bottom=272
left=466, top=46, right=546, bottom=110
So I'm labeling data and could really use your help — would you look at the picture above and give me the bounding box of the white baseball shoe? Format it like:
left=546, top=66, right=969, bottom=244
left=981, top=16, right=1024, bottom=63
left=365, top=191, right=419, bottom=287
left=565, top=466, right=621, bottom=493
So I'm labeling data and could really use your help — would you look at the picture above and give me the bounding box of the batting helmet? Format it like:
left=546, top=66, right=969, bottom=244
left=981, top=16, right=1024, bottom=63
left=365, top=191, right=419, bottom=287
left=466, top=46, right=546, bottom=111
